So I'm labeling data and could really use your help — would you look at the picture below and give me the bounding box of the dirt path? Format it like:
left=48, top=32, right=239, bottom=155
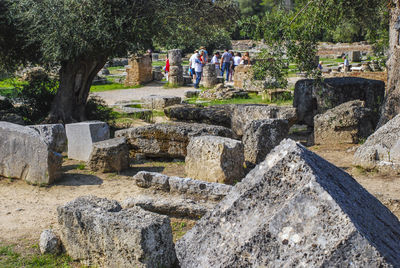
left=91, top=81, right=195, bottom=105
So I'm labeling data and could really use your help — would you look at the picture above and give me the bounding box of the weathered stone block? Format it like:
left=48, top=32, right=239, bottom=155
left=164, top=104, right=232, bottom=128
left=231, top=104, right=297, bottom=136
left=176, top=139, right=400, bottom=267
left=168, top=49, right=182, bottom=65
left=132, top=171, right=232, bottom=201
left=243, top=119, right=289, bottom=166
left=0, top=122, right=62, bottom=185
left=185, top=136, right=244, bottom=184
left=66, top=121, right=110, bottom=161
left=354, top=114, right=400, bottom=171
left=141, top=95, right=181, bottom=109
left=294, top=77, right=385, bottom=126
left=168, top=75, right=184, bottom=86
left=39, top=229, right=61, bottom=254
left=184, top=90, right=201, bottom=98
left=314, top=100, right=376, bottom=145
left=88, top=138, right=130, bottom=173
left=115, top=122, right=235, bottom=159
left=29, top=124, right=67, bottom=153
left=124, top=54, right=153, bottom=87
left=169, top=65, right=183, bottom=76
left=58, top=196, right=176, bottom=267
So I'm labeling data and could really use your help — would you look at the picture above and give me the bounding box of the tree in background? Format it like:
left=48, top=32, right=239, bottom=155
left=1, top=0, right=237, bottom=123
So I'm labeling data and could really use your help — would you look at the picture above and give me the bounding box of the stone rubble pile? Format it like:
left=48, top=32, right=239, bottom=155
left=199, top=84, right=249, bottom=100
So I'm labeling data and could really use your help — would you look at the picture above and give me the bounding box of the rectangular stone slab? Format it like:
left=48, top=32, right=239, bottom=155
left=0, top=121, right=62, bottom=185
left=176, top=139, right=400, bottom=267
left=66, top=121, right=110, bottom=161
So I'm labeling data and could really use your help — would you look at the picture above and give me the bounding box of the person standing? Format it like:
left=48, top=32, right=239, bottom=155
left=229, top=51, right=235, bottom=82
left=241, top=52, right=250, bottom=65
left=343, top=56, right=350, bottom=72
left=199, top=46, right=208, bottom=63
left=194, top=54, right=203, bottom=89
left=220, top=49, right=232, bottom=82
left=189, top=50, right=199, bottom=80
left=232, top=52, right=241, bottom=80
left=211, top=52, right=221, bottom=72
left=164, top=56, right=170, bottom=81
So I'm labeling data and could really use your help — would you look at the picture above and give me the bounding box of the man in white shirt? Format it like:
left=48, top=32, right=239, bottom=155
left=211, top=52, right=221, bottom=72
left=189, top=50, right=199, bottom=79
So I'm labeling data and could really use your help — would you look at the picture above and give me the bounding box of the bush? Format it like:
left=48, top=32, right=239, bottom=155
left=13, top=75, right=57, bottom=124
left=86, top=95, right=117, bottom=122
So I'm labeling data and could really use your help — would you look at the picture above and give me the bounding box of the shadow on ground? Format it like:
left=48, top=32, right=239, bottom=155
left=55, top=173, right=103, bottom=186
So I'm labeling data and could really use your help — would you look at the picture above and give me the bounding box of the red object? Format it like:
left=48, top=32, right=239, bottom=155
left=166, top=59, right=170, bottom=72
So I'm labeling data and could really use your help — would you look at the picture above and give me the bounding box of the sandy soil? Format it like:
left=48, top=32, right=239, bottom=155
left=0, top=159, right=186, bottom=245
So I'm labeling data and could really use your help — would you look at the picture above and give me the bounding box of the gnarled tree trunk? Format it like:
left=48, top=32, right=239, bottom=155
left=47, top=56, right=107, bottom=123
left=377, top=1, right=400, bottom=128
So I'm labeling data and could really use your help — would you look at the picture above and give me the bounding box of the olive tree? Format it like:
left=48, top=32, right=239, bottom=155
left=4, top=0, right=236, bottom=123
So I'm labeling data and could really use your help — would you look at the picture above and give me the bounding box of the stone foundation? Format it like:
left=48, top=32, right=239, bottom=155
left=124, top=54, right=153, bottom=86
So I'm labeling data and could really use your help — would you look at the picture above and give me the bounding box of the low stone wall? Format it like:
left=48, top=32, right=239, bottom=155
left=124, top=54, right=153, bottom=86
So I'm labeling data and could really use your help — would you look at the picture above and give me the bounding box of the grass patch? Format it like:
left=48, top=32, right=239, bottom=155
left=170, top=218, right=196, bottom=242
left=0, top=78, right=27, bottom=97
left=0, top=244, right=74, bottom=267
left=187, top=92, right=293, bottom=107
left=107, top=66, right=125, bottom=71
left=77, top=164, right=85, bottom=170
left=163, top=82, right=180, bottom=89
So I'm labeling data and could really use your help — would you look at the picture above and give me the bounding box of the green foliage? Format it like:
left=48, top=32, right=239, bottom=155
left=0, top=244, right=74, bottom=267
left=86, top=95, right=117, bottom=122
left=13, top=76, right=58, bottom=124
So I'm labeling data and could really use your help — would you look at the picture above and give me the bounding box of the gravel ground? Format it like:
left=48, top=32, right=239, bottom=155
left=91, top=81, right=195, bottom=105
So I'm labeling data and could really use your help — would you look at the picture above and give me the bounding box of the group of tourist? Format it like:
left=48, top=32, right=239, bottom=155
left=164, top=47, right=251, bottom=89
left=189, top=48, right=251, bottom=88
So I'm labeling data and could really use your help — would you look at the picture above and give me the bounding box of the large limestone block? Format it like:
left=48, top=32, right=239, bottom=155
left=354, top=114, right=400, bottom=171
left=141, top=95, right=181, bottom=110
left=115, top=122, right=235, bottom=159
left=164, top=104, right=232, bottom=128
left=0, top=122, right=62, bottom=185
left=87, top=137, right=130, bottom=173
left=314, top=100, right=376, bottom=145
left=294, top=77, right=385, bottom=126
left=29, top=124, right=67, bottom=153
left=168, top=49, right=182, bottom=65
left=58, top=196, right=176, bottom=267
left=66, top=121, right=110, bottom=161
left=185, top=136, right=244, bottom=184
left=231, top=104, right=297, bottom=136
left=243, top=119, right=289, bottom=166
left=176, top=139, right=400, bottom=267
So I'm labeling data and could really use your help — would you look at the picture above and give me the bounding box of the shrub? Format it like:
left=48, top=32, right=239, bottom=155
left=86, top=95, right=117, bottom=122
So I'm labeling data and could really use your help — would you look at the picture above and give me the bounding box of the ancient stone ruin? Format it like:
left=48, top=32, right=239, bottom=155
left=294, top=77, right=385, bottom=126
left=124, top=54, right=153, bottom=86
left=57, top=196, right=177, bottom=267
left=176, top=139, right=400, bottom=267
left=314, top=100, right=376, bottom=145
left=202, top=63, right=218, bottom=88
left=115, top=122, right=235, bottom=159
left=354, top=114, right=400, bottom=173
left=66, top=121, right=110, bottom=162
left=0, top=122, right=62, bottom=185
left=185, top=136, right=244, bottom=184
left=168, top=49, right=183, bottom=86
